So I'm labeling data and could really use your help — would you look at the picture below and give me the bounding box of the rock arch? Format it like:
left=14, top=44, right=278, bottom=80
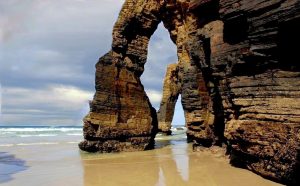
left=78, top=0, right=223, bottom=152
left=79, top=0, right=300, bottom=184
left=79, top=0, right=163, bottom=152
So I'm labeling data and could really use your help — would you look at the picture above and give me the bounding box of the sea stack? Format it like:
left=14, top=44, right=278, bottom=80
left=79, top=0, right=300, bottom=184
left=157, top=63, right=181, bottom=135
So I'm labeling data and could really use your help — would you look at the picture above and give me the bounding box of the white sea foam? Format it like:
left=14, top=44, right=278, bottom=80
left=67, top=133, right=82, bottom=136
left=171, top=127, right=177, bottom=131
left=0, top=127, right=81, bottom=132
left=60, top=128, right=82, bottom=132
left=171, top=126, right=187, bottom=131
left=19, top=134, right=58, bottom=137
left=19, top=135, right=33, bottom=138
left=0, top=144, right=14, bottom=147
left=0, top=141, right=82, bottom=147
left=36, top=134, right=57, bottom=137
left=67, top=141, right=81, bottom=144
left=37, top=134, right=58, bottom=137
left=16, top=142, right=59, bottom=146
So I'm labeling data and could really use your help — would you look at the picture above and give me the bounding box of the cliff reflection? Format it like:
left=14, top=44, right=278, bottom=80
left=155, top=140, right=189, bottom=185
left=81, top=138, right=190, bottom=186
left=81, top=138, right=280, bottom=186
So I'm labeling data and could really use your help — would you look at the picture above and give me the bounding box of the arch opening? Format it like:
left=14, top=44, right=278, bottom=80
left=141, top=23, right=187, bottom=137
left=171, top=95, right=186, bottom=130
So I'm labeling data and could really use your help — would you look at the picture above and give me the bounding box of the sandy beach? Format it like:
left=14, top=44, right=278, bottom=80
left=0, top=134, right=282, bottom=186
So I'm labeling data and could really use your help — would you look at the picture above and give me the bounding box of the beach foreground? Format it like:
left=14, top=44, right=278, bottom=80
left=0, top=131, right=281, bottom=186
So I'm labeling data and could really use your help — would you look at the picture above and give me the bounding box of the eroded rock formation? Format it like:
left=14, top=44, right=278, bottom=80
left=79, top=0, right=162, bottom=152
left=157, top=63, right=181, bottom=134
left=80, top=0, right=300, bottom=184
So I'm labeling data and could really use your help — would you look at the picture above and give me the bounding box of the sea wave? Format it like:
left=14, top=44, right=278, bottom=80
left=0, top=126, right=83, bottom=138
left=0, top=126, right=184, bottom=133
left=0, top=141, right=81, bottom=147
left=0, top=144, right=14, bottom=147
left=67, top=141, right=81, bottom=144
left=67, top=133, right=82, bottom=136
left=19, top=134, right=58, bottom=138
left=16, top=142, right=59, bottom=146
left=0, top=126, right=185, bottom=142
left=0, top=127, right=82, bottom=132
left=171, top=126, right=187, bottom=131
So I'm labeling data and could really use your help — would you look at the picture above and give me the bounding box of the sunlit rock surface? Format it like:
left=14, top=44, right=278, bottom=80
left=80, top=0, right=300, bottom=184
left=157, top=63, right=181, bottom=135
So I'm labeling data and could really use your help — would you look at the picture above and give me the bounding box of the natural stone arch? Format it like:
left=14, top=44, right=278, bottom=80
left=79, top=0, right=166, bottom=152
left=79, top=1, right=300, bottom=184
left=78, top=0, right=223, bottom=152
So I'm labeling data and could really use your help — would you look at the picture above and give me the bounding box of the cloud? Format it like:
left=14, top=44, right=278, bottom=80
left=0, top=0, right=183, bottom=126
left=0, top=0, right=123, bottom=42
left=0, top=0, right=35, bottom=42
left=145, top=89, right=163, bottom=109
left=1, top=85, right=93, bottom=125
left=1, top=0, right=125, bottom=89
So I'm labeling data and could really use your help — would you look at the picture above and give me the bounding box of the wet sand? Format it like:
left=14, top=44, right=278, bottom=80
left=0, top=139, right=282, bottom=186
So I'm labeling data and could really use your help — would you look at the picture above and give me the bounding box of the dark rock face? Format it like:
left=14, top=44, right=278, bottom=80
left=80, top=0, right=300, bottom=184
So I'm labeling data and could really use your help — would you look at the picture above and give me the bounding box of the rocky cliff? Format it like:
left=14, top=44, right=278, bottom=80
left=80, top=0, right=300, bottom=184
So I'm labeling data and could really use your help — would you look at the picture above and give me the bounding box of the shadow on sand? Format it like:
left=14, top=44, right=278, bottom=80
left=0, top=152, right=28, bottom=184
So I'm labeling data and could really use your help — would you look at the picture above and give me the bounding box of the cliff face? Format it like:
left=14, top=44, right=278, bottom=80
left=80, top=0, right=300, bottom=184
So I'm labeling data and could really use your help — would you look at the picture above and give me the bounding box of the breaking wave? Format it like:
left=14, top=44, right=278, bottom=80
left=0, top=126, right=82, bottom=138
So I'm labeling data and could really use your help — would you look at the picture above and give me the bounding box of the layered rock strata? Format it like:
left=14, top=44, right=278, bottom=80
left=80, top=0, right=300, bottom=184
left=157, top=63, right=181, bottom=135
left=187, top=1, right=300, bottom=184
left=79, top=0, right=162, bottom=152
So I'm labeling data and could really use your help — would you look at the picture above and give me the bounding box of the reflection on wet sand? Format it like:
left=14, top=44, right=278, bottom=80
left=81, top=138, right=281, bottom=186
left=82, top=150, right=160, bottom=185
left=0, top=152, right=28, bottom=184
left=81, top=139, right=185, bottom=185
left=156, top=141, right=189, bottom=185
left=81, top=140, right=188, bottom=186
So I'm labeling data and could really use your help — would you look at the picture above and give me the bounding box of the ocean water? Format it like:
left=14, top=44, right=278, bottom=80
left=0, top=125, right=187, bottom=148
left=0, top=126, right=83, bottom=147
left=0, top=126, right=281, bottom=186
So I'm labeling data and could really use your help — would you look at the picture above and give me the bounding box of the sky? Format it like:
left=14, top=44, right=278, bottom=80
left=0, top=0, right=185, bottom=126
